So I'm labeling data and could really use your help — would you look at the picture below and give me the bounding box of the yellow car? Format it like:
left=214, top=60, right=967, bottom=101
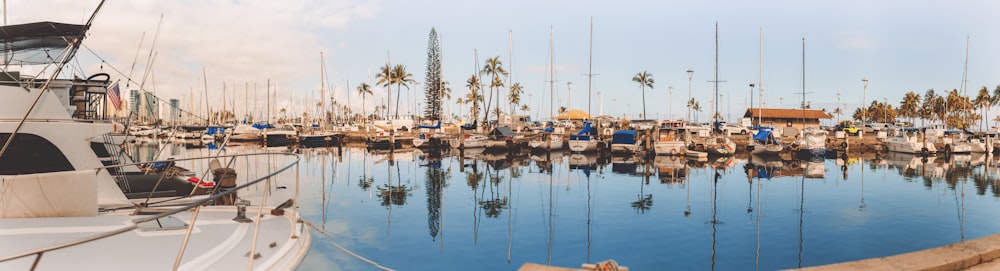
left=840, top=125, right=860, bottom=135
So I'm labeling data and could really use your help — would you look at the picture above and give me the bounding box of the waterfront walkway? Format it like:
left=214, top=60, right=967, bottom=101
left=792, top=232, right=1000, bottom=271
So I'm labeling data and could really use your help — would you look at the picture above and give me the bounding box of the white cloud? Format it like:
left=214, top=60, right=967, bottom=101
left=6, top=0, right=378, bottom=115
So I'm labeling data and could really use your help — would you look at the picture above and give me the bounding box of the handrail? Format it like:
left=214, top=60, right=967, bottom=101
left=0, top=152, right=302, bottom=266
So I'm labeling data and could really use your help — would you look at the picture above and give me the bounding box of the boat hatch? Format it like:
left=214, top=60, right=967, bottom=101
left=137, top=216, right=188, bottom=232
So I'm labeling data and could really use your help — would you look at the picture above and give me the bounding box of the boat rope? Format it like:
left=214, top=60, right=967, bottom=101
left=303, top=220, right=396, bottom=271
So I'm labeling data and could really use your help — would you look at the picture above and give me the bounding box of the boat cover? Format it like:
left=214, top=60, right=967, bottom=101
left=544, top=122, right=555, bottom=133
left=577, top=122, right=592, bottom=136
left=461, top=120, right=477, bottom=130
left=611, top=130, right=637, bottom=145
left=753, top=128, right=772, bottom=142
left=418, top=121, right=441, bottom=129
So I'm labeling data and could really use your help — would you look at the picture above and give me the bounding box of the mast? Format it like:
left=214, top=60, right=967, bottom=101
left=587, top=17, right=594, bottom=117
left=758, top=27, right=763, bottom=125
left=961, top=35, right=969, bottom=129
left=549, top=26, right=555, bottom=121
left=713, top=22, right=719, bottom=129
left=320, top=51, right=326, bottom=129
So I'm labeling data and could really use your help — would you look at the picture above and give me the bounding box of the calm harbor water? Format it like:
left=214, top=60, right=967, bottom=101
left=133, top=141, right=1000, bottom=270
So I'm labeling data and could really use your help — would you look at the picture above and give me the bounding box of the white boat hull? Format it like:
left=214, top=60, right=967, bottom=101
left=568, top=139, right=599, bottom=152
left=654, top=141, right=686, bottom=156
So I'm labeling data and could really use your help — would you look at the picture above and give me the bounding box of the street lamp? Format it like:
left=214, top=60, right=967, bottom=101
left=862, top=77, right=869, bottom=124
left=883, top=97, right=888, bottom=123
left=749, top=83, right=755, bottom=126
left=668, top=86, right=673, bottom=120
left=687, top=69, right=694, bottom=122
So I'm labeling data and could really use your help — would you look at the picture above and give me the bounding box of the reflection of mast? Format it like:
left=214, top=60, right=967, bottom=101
left=547, top=166, right=554, bottom=265
left=685, top=164, right=691, bottom=217
left=587, top=160, right=593, bottom=263
left=710, top=169, right=721, bottom=271
left=956, top=168, right=966, bottom=241
left=506, top=160, right=513, bottom=263
left=754, top=167, right=762, bottom=271
left=798, top=175, right=805, bottom=268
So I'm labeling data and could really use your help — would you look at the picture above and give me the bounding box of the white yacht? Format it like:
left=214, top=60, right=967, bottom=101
left=653, top=122, right=686, bottom=156
left=794, top=127, right=828, bottom=158
left=884, top=129, right=936, bottom=155
left=0, top=18, right=310, bottom=270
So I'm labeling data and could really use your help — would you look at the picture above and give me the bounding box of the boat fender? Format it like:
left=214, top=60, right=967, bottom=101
left=840, top=142, right=847, bottom=149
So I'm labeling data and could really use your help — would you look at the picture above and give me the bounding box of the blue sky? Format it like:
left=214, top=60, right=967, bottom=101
left=15, top=0, right=1000, bottom=123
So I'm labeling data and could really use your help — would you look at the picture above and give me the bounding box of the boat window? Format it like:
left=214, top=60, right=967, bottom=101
left=0, top=133, right=74, bottom=174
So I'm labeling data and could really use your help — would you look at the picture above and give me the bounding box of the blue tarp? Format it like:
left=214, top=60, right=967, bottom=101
left=569, top=135, right=590, bottom=141
left=544, top=122, right=554, bottom=133
left=461, top=120, right=477, bottom=130
left=611, top=130, right=637, bottom=145
left=753, top=128, right=772, bottom=142
left=577, top=122, right=592, bottom=136
left=418, top=121, right=441, bottom=129
left=252, top=123, right=274, bottom=129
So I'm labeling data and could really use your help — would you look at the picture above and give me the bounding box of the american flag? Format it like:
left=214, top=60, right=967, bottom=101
left=108, top=81, right=122, bottom=110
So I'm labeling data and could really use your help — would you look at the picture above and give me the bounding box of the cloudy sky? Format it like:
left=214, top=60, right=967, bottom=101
left=13, top=0, right=1000, bottom=123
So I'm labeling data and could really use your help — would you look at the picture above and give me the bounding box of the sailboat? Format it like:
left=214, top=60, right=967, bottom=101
left=568, top=23, right=601, bottom=153
left=705, top=22, right=736, bottom=156
left=299, top=52, right=344, bottom=148
left=529, top=121, right=564, bottom=151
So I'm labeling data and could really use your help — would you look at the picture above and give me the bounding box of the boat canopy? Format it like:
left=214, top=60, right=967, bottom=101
left=576, top=122, right=592, bottom=135
left=611, top=130, right=637, bottom=145
left=544, top=121, right=555, bottom=133
left=0, top=21, right=87, bottom=65
left=753, top=128, right=772, bottom=142
left=418, top=121, right=441, bottom=129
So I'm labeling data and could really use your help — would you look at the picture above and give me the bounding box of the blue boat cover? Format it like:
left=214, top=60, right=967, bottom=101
left=544, top=122, right=554, bottom=133
left=418, top=121, right=441, bottom=129
left=577, top=122, right=592, bottom=136
left=753, top=128, right=772, bottom=142
left=611, top=130, right=637, bottom=145
left=461, top=120, right=477, bottom=130
left=569, top=135, right=590, bottom=141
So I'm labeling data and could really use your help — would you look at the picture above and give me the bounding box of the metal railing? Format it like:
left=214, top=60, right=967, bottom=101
left=0, top=152, right=303, bottom=271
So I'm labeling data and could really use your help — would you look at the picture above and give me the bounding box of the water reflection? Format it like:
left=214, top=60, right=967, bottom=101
left=120, top=142, right=1000, bottom=270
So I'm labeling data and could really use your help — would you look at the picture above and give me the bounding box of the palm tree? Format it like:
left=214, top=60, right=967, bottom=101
left=691, top=101, right=701, bottom=122
left=357, top=83, right=372, bottom=123
left=920, top=89, right=938, bottom=125
left=520, top=104, right=530, bottom=116
left=509, top=82, right=523, bottom=114
left=899, top=91, right=921, bottom=126
left=974, top=86, right=991, bottom=131
left=391, top=64, right=415, bottom=119
left=832, top=107, right=843, bottom=124
left=480, top=56, right=507, bottom=123
left=465, top=74, right=483, bottom=122
left=632, top=71, right=654, bottom=119
left=558, top=106, right=567, bottom=114
left=375, top=64, right=393, bottom=119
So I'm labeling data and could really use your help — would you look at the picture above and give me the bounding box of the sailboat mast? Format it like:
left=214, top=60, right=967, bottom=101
left=549, top=27, right=555, bottom=121
left=961, top=35, right=969, bottom=128
left=802, top=37, right=805, bottom=109
left=320, top=51, right=326, bottom=129
left=758, top=27, right=763, bottom=125
left=713, top=22, right=719, bottom=125
left=587, top=17, right=594, bottom=117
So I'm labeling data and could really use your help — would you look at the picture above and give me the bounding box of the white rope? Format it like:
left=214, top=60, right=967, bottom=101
left=303, top=220, right=396, bottom=271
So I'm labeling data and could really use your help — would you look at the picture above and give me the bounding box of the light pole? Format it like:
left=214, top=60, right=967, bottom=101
left=668, top=86, right=673, bottom=120
left=837, top=92, right=841, bottom=124
left=687, top=69, right=694, bottom=122
left=862, top=77, right=869, bottom=124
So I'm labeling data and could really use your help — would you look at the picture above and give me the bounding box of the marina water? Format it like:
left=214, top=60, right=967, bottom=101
left=134, top=141, right=1000, bottom=270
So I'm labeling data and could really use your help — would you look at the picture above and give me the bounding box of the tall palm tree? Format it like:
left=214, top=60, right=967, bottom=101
left=520, top=104, right=530, bottom=116
left=974, top=86, right=991, bottom=131
left=509, top=82, right=523, bottom=114
left=832, top=107, right=843, bottom=124
left=465, top=74, right=483, bottom=121
left=691, top=101, right=701, bottom=122
left=920, top=89, right=938, bottom=125
left=375, top=64, right=393, bottom=119
left=357, top=83, right=372, bottom=123
left=632, top=71, right=654, bottom=119
left=899, top=91, right=921, bottom=126
left=391, top=64, right=415, bottom=119
left=480, top=56, right=507, bottom=123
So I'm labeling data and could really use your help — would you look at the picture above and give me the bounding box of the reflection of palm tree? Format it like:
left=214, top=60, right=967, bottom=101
left=630, top=180, right=653, bottom=213
left=632, top=71, right=654, bottom=118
